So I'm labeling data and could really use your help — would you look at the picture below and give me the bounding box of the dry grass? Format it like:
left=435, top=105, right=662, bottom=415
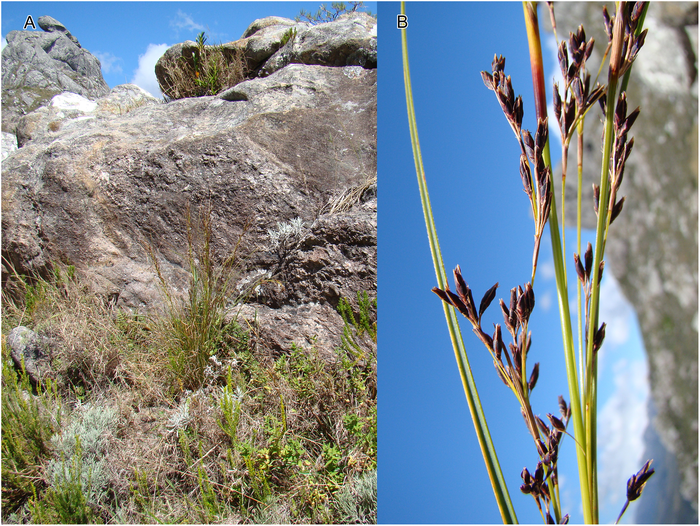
left=1, top=241, right=376, bottom=523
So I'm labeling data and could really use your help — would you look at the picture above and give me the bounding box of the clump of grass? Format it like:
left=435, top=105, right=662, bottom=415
left=159, top=31, right=248, bottom=100
left=146, top=203, right=254, bottom=394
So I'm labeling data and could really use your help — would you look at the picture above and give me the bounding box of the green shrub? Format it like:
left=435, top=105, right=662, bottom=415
left=1, top=350, right=61, bottom=512
left=38, top=403, right=116, bottom=521
left=30, top=437, right=101, bottom=524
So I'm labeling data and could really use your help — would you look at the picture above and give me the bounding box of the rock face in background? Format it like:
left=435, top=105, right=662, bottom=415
left=1, top=16, right=110, bottom=133
left=2, top=15, right=377, bottom=361
left=548, top=3, right=698, bottom=522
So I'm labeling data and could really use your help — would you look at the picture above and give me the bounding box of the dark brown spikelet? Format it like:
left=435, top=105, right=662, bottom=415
left=603, top=5, right=613, bottom=42
left=614, top=92, right=628, bottom=128
left=474, top=327, right=494, bottom=350
left=584, top=242, right=593, bottom=280
left=593, top=183, right=600, bottom=214
left=536, top=414, right=550, bottom=436
left=631, top=2, right=646, bottom=23
left=432, top=286, right=451, bottom=305
left=558, top=395, right=571, bottom=422
left=536, top=117, right=548, bottom=151
left=509, top=287, right=519, bottom=333
left=528, top=362, right=540, bottom=392
left=432, top=285, right=458, bottom=310
left=553, top=83, right=563, bottom=129
left=571, top=76, right=584, bottom=109
left=626, top=459, right=655, bottom=501
left=623, top=106, right=641, bottom=134
left=598, top=91, right=607, bottom=114
left=593, top=322, right=607, bottom=353
left=499, top=299, right=514, bottom=335
left=493, top=323, right=505, bottom=361
left=522, top=129, right=535, bottom=161
left=514, top=95, right=524, bottom=130
left=479, top=282, right=499, bottom=321
left=520, top=467, right=534, bottom=494
left=520, top=154, right=534, bottom=198
left=547, top=413, right=567, bottom=433
left=516, top=283, right=536, bottom=325
left=492, top=54, right=505, bottom=75
left=573, top=252, right=586, bottom=284
left=598, top=260, right=605, bottom=284
left=454, top=266, right=479, bottom=323
left=481, top=70, right=494, bottom=90
left=610, top=196, right=625, bottom=224
left=557, top=40, right=569, bottom=81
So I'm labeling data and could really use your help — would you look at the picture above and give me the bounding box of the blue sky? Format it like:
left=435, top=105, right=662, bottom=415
left=1, top=1, right=377, bottom=98
left=377, top=2, right=649, bottom=523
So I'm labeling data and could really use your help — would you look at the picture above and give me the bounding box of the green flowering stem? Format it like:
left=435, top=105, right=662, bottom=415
left=523, top=2, right=591, bottom=523
left=401, top=2, right=517, bottom=523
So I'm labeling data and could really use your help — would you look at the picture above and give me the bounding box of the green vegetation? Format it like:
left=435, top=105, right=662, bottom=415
left=280, top=27, right=297, bottom=47
left=1, top=206, right=376, bottom=523
left=297, top=1, right=374, bottom=24
left=160, top=31, right=248, bottom=101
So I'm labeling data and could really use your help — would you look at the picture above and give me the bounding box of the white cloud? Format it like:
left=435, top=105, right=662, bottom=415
left=94, top=51, right=123, bottom=75
left=540, top=258, right=556, bottom=281
left=170, top=9, right=206, bottom=35
left=130, top=43, right=169, bottom=99
left=598, top=358, right=649, bottom=520
left=1, top=35, right=6, bottom=52
left=539, top=289, right=553, bottom=312
left=598, top=272, right=633, bottom=348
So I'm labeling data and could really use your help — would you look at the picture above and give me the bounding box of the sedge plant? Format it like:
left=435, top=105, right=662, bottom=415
left=401, top=1, right=654, bottom=523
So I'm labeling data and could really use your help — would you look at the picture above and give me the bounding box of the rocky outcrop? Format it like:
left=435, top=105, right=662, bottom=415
left=1, top=16, right=109, bottom=133
left=2, top=15, right=376, bottom=361
left=548, top=2, right=698, bottom=521
left=155, top=12, right=377, bottom=95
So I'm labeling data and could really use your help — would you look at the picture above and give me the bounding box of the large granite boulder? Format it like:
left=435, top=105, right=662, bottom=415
left=258, top=12, right=378, bottom=76
left=548, top=3, right=698, bottom=521
left=155, top=12, right=377, bottom=97
left=2, top=61, right=376, bottom=359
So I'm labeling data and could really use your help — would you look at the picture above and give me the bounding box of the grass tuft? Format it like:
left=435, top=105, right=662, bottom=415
left=159, top=31, right=248, bottom=100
